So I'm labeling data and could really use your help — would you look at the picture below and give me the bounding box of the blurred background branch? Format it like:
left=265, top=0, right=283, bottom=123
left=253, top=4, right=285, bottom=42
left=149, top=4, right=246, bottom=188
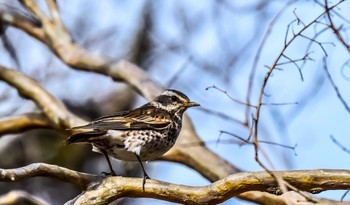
left=0, top=190, right=49, bottom=205
left=0, top=113, right=51, bottom=136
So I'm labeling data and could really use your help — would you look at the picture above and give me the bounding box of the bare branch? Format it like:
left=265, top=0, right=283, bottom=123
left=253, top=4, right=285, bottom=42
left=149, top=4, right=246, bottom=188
left=2, top=163, right=350, bottom=204
left=341, top=59, right=350, bottom=80
left=330, top=135, right=350, bottom=154
left=247, top=0, right=296, bottom=121
left=20, top=0, right=48, bottom=22
left=69, top=170, right=350, bottom=204
left=0, top=190, right=49, bottom=205
left=293, top=8, right=306, bottom=27
left=0, top=113, right=52, bottom=136
left=322, top=58, right=350, bottom=113
left=219, top=131, right=298, bottom=155
left=251, top=2, right=346, bottom=181
left=239, top=191, right=350, bottom=205
left=206, top=85, right=257, bottom=108
left=0, top=4, right=41, bottom=27
left=239, top=191, right=287, bottom=205
left=197, top=107, right=246, bottom=126
left=0, top=163, right=97, bottom=189
left=342, top=190, right=350, bottom=202
left=299, top=33, right=335, bottom=56
left=254, top=0, right=345, bottom=138
left=324, top=0, right=350, bottom=53
left=45, top=0, right=63, bottom=26
left=0, top=66, right=85, bottom=129
left=0, top=3, right=43, bottom=39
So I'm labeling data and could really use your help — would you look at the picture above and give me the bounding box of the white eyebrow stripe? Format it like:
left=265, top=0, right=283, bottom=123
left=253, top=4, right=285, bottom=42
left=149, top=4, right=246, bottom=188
left=162, top=91, right=189, bottom=102
left=150, top=101, right=178, bottom=111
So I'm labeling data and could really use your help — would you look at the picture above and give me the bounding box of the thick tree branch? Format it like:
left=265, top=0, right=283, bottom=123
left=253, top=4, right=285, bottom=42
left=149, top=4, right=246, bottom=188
left=1, top=163, right=350, bottom=204
left=0, top=113, right=52, bottom=136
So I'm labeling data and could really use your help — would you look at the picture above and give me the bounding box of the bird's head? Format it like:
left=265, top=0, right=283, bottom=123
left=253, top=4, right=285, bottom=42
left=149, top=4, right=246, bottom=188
left=150, top=89, right=200, bottom=114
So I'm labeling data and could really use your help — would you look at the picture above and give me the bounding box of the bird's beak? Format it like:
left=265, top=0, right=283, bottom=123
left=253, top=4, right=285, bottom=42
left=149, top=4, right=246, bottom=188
left=183, top=101, right=200, bottom=107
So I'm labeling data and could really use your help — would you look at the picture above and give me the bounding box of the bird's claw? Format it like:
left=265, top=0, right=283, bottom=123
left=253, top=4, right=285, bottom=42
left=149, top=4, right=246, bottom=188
left=142, top=174, right=151, bottom=191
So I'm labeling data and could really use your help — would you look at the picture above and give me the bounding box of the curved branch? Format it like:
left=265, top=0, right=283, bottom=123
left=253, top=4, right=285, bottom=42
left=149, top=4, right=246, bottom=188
left=1, top=163, right=350, bottom=204
left=48, top=169, right=350, bottom=204
left=0, top=163, right=98, bottom=190
left=0, top=190, right=49, bottom=205
left=240, top=191, right=350, bottom=205
left=0, top=4, right=43, bottom=38
left=0, top=113, right=52, bottom=136
left=0, top=66, right=85, bottom=129
left=239, top=191, right=287, bottom=205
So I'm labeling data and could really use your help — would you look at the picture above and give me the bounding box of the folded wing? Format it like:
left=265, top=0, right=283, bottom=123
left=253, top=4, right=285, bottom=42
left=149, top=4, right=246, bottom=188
left=70, top=106, right=172, bottom=131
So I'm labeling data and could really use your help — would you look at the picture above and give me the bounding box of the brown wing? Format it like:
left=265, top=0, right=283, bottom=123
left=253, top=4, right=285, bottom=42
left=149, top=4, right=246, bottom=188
left=71, top=105, right=172, bottom=131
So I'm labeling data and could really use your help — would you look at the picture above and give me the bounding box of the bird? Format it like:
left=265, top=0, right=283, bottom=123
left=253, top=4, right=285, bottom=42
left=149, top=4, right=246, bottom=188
left=66, top=89, right=199, bottom=188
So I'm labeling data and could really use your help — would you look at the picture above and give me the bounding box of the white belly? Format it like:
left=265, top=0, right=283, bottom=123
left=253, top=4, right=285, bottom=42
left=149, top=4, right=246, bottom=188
left=92, top=130, right=177, bottom=161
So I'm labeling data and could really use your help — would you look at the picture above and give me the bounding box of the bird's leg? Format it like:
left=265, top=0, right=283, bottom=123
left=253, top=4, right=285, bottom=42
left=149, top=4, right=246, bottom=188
left=101, top=150, right=117, bottom=176
left=135, top=154, right=150, bottom=191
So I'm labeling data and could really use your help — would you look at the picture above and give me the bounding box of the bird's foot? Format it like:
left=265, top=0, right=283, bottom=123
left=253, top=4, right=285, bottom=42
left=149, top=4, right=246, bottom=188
left=142, top=174, right=151, bottom=191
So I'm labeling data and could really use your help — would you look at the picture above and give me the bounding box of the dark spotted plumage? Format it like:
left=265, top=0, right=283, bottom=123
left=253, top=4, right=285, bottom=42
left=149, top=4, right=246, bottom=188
left=67, top=89, right=199, bottom=187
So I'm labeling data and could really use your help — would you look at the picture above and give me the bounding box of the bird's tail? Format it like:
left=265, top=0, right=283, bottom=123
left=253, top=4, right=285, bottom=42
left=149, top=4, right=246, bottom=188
left=66, top=130, right=106, bottom=144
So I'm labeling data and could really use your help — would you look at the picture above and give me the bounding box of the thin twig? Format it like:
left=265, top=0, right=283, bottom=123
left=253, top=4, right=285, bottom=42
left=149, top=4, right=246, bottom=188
left=341, top=190, right=350, bottom=202
left=219, top=131, right=298, bottom=155
left=324, top=0, right=350, bottom=53
left=330, top=135, right=350, bottom=154
left=197, top=107, right=246, bottom=126
left=246, top=0, right=297, bottom=121
left=206, top=85, right=257, bottom=108
left=322, top=58, right=350, bottom=113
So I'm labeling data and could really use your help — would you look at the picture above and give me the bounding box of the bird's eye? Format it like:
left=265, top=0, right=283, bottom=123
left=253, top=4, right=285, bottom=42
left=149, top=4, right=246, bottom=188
left=171, top=96, right=177, bottom=102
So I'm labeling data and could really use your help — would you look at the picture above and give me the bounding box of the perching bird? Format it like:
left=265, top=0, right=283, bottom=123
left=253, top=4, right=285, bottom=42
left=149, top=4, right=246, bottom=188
left=66, top=89, right=199, bottom=187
